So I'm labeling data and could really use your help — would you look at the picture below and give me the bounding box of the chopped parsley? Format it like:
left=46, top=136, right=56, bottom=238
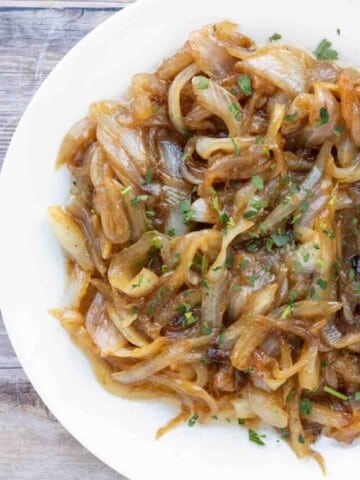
left=314, top=39, right=338, bottom=60
left=349, top=269, right=356, bottom=282
left=323, top=385, right=348, bottom=401
left=197, top=76, right=209, bottom=90
left=317, top=278, right=328, bottom=290
left=309, top=286, right=320, bottom=301
left=246, top=274, right=259, bottom=287
left=230, top=136, right=240, bottom=155
left=333, top=124, right=345, bottom=137
left=298, top=434, right=305, bottom=444
left=318, top=107, right=329, bottom=125
left=188, top=413, right=199, bottom=427
left=130, top=194, right=148, bottom=207
left=152, top=105, right=159, bottom=114
left=237, top=75, right=253, bottom=96
left=321, top=360, right=328, bottom=369
left=295, top=261, right=303, bottom=273
left=143, top=168, right=153, bottom=185
left=248, top=429, right=265, bottom=446
left=121, top=185, right=132, bottom=195
left=288, top=290, right=298, bottom=303
left=228, top=102, right=242, bottom=122
left=239, top=258, right=250, bottom=270
left=167, top=228, right=176, bottom=237
left=269, top=32, right=282, bottom=42
left=300, top=398, right=312, bottom=415
left=202, top=322, right=213, bottom=335
left=284, top=111, right=298, bottom=122
left=180, top=199, right=194, bottom=224
left=225, top=254, right=234, bottom=269
left=271, top=233, right=291, bottom=247
left=354, top=392, right=360, bottom=401
left=281, top=304, right=295, bottom=320
left=337, top=28, right=341, bottom=35
left=256, top=135, right=264, bottom=144
left=252, top=175, right=264, bottom=190
left=299, top=200, right=310, bottom=212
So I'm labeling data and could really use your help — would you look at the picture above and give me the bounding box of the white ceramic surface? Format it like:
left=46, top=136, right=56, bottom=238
left=1, top=0, right=359, bottom=478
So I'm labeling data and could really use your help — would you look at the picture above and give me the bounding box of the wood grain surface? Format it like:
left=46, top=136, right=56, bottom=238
left=0, top=3, right=136, bottom=478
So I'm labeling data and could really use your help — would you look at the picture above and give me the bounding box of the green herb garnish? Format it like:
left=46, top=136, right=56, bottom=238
left=271, top=234, right=291, bottom=247
left=197, top=76, right=209, bottom=90
left=269, top=32, right=282, bottom=42
left=130, top=194, right=148, bottom=207
left=300, top=398, right=312, bottom=415
left=230, top=136, right=240, bottom=155
left=180, top=199, right=194, bottom=224
left=314, top=39, right=338, bottom=60
left=188, top=413, right=199, bottom=427
left=229, top=102, right=242, bottom=122
left=237, top=75, right=253, bottom=96
left=284, top=112, right=298, bottom=122
left=324, top=385, right=348, bottom=401
left=333, top=124, right=345, bottom=137
left=318, top=107, right=329, bottom=125
left=252, top=175, right=264, bottom=190
left=248, top=429, right=265, bottom=446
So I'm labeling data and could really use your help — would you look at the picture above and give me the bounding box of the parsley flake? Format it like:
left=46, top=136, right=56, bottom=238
left=197, top=76, right=209, bottom=90
left=269, top=32, right=282, bottom=42
left=180, top=199, right=194, bottom=224
left=229, top=102, right=242, bottom=122
left=248, top=429, right=265, bottom=446
left=252, top=175, right=264, bottom=190
left=300, top=398, right=312, bottom=415
left=271, top=233, right=291, bottom=247
left=314, top=39, right=338, bottom=60
left=237, top=75, right=253, bottom=96
left=130, top=194, right=148, bottom=207
left=188, top=413, right=199, bottom=427
left=318, top=107, right=329, bottom=125
left=324, top=385, right=348, bottom=401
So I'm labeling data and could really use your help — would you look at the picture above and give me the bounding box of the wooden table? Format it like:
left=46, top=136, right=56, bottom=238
left=0, top=2, right=136, bottom=478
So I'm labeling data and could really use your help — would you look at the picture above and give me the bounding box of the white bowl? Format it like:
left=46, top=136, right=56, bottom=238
left=0, top=0, right=359, bottom=478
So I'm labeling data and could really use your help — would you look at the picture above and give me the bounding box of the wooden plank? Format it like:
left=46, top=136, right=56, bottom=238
left=0, top=7, right=130, bottom=477
left=1, top=1, right=135, bottom=8
left=0, top=8, right=121, bottom=169
left=0, top=367, right=124, bottom=479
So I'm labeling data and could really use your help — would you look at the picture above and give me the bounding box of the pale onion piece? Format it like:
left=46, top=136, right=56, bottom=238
left=298, top=84, right=340, bottom=147
left=86, top=293, right=127, bottom=356
left=329, top=156, right=360, bottom=183
left=195, top=136, right=255, bottom=160
left=226, top=284, right=277, bottom=347
left=156, top=43, right=194, bottom=80
left=287, top=391, right=308, bottom=459
left=337, top=134, right=359, bottom=168
left=94, top=177, right=131, bottom=244
left=233, top=181, right=257, bottom=217
left=272, top=324, right=318, bottom=380
left=149, top=374, right=218, bottom=413
left=281, top=300, right=342, bottom=319
left=48, top=206, right=94, bottom=272
left=262, top=141, right=330, bottom=231
left=114, top=125, right=150, bottom=175
left=241, top=47, right=307, bottom=96
left=112, top=337, right=167, bottom=359
left=189, top=24, right=236, bottom=77
left=325, top=330, right=360, bottom=349
left=192, top=77, right=242, bottom=137
left=168, top=63, right=200, bottom=133
left=209, top=218, right=253, bottom=279
left=231, top=398, right=256, bottom=419
left=111, top=338, right=204, bottom=384
left=107, top=305, right=148, bottom=347
left=96, top=114, right=144, bottom=187
left=245, top=283, right=278, bottom=317
left=328, top=415, right=360, bottom=444
left=63, top=264, right=91, bottom=309
left=120, top=268, right=160, bottom=299
left=230, top=317, right=269, bottom=370
left=200, top=269, right=229, bottom=335
left=193, top=363, right=209, bottom=388
left=51, top=309, right=84, bottom=335
left=56, top=117, right=96, bottom=168
left=191, top=198, right=218, bottom=223
left=298, top=351, right=320, bottom=391
left=108, top=231, right=163, bottom=296
left=266, top=102, right=286, bottom=144
left=243, top=385, right=289, bottom=428
left=339, top=69, right=360, bottom=147
left=303, top=404, right=350, bottom=429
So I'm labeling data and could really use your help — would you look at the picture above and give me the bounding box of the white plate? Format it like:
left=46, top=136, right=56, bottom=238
left=0, top=0, right=359, bottom=478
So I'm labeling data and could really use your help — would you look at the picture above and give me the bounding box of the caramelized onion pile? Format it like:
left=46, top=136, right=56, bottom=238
left=50, top=22, right=360, bottom=467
